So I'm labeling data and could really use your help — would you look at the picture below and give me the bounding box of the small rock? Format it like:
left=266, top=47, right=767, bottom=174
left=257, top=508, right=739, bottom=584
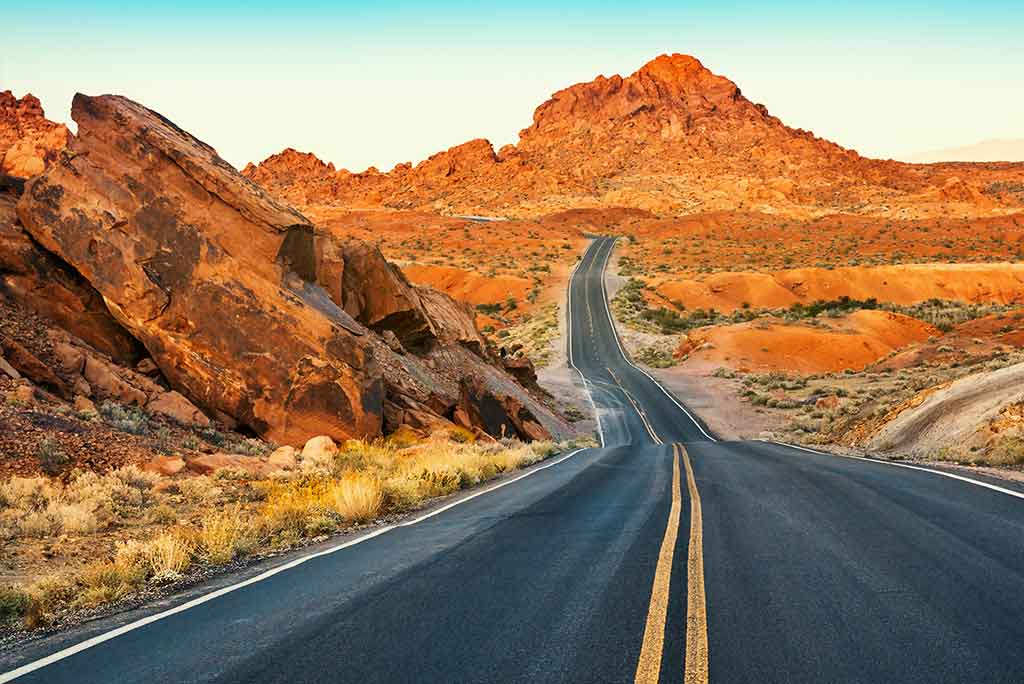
left=52, top=342, right=85, bottom=375
left=268, top=446, right=298, bottom=470
left=136, top=358, right=159, bottom=375
left=147, top=391, right=210, bottom=426
left=10, top=384, right=36, bottom=404
left=815, top=395, right=840, bottom=410
left=71, top=376, right=92, bottom=397
left=73, top=395, right=97, bottom=414
left=300, top=435, right=338, bottom=466
left=382, top=329, right=405, bottom=354
left=143, top=454, right=186, bottom=476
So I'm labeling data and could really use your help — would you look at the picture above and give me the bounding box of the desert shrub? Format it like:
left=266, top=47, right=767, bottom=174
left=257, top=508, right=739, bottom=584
left=99, top=402, right=150, bottom=435
left=0, top=586, right=30, bottom=626
left=198, top=507, right=256, bottom=564
left=178, top=476, right=222, bottom=503
left=76, top=560, right=142, bottom=608
left=228, top=438, right=272, bottom=457
left=147, top=504, right=178, bottom=525
left=18, top=508, right=62, bottom=537
left=0, top=477, right=55, bottom=511
left=197, top=426, right=226, bottom=447
left=328, top=474, right=383, bottom=523
left=475, top=302, right=502, bottom=316
left=981, top=437, right=1024, bottom=466
left=447, top=427, right=475, bottom=444
left=36, top=438, right=69, bottom=476
left=111, top=465, right=160, bottom=491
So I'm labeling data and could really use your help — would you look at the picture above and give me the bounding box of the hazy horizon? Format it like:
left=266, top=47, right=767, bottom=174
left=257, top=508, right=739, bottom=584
left=4, top=1, right=1022, bottom=171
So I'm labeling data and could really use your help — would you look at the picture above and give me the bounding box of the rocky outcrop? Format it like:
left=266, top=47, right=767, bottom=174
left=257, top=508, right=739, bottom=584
left=0, top=91, right=70, bottom=179
left=16, top=94, right=387, bottom=444
left=16, top=93, right=561, bottom=444
left=453, top=377, right=549, bottom=442
left=244, top=54, right=1024, bottom=220
left=332, top=238, right=435, bottom=347
left=416, top=287, right=486, bottom=352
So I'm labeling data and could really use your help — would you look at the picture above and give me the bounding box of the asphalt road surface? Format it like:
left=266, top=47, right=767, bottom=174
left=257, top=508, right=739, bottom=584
left=4, top=237, right=1024, bottom=683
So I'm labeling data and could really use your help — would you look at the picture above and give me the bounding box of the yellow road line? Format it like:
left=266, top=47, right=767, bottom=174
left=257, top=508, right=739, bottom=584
left=606, top=366, right=662, bottom=444
left=682, top=445, right=709, bottom=684
left=634, top=445, right=682, bottom=683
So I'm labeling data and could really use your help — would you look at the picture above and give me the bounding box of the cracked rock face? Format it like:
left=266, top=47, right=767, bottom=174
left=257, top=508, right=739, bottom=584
left=14, top=93, right=558, bottom=445
left=16, top=93, right=385, bottom=444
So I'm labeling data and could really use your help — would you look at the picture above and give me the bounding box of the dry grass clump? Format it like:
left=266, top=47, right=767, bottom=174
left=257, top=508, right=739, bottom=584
left=1, top=434, right=589, bottom=631
left=74, top=530, right=196, bottom=608
left=197, top=507, right=257, bottom=564
left=0, top=466, right=161, bottom=540
left=329, top=474, right=384, bottom=523
left=967, top=436, right=1024, bottom=466
left=178, top=475, right=222, bottom=502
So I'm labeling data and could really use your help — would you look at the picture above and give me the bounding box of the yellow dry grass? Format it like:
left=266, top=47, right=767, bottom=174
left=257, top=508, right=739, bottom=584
left=0, top=434, right=593, bottom=631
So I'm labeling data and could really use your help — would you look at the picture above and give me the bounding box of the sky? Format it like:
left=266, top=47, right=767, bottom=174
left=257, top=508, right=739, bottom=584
left=3, top=1, right=1023, bottom=171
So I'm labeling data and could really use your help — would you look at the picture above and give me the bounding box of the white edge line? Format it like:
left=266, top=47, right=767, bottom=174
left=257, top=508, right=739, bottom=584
left=0, top=447, right=589, bottom=683
left=771, top=440, right=1024, bottom=501
left=595, top=238, right=717, bottom=443
left=566, top=240, right=606, bottom=447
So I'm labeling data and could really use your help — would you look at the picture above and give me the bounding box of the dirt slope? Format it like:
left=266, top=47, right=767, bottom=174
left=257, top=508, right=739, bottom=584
left=866, top=361, right=1024, bottom=457
left=678, top=310, right=937, bottom=374
left=654, top=263, right=1024, bottom=314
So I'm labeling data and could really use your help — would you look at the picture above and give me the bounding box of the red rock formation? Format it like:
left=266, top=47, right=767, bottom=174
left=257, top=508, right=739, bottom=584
left=244, top=54, right=1024, bottom=219
left=16, top=94, right=558, bottom=444
left=0, top=176, right=144, bottom=363
left=0, top=91, right=70, bottom=178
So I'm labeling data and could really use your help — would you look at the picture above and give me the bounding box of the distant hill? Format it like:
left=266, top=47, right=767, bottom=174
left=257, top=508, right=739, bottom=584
left=905, top=139, right=1024, bottom=163
left=245, top=54, right=1024, bottom=219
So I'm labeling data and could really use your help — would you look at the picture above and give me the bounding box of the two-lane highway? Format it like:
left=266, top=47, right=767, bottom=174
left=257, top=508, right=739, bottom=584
left=568, top=236, right=715, bottom=446
left=4, top=238, right=1024, bottom=683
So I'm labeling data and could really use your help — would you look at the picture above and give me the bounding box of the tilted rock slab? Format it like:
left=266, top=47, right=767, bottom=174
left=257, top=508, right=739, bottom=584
left=17, top=94, right=387, bottom=444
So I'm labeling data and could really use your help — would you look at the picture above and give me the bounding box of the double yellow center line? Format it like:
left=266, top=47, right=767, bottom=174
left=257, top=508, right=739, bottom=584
left=635, top=444, right=708, bottom=684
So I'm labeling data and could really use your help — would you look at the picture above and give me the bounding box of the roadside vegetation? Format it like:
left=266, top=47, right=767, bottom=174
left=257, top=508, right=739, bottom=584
left=615, top=277, right=1021, bottom=336
left=0, top=432, right=592, bottom=632
left=707, top=339, right=1024, bottom=465
left=487, top=303, right=561, bottom=368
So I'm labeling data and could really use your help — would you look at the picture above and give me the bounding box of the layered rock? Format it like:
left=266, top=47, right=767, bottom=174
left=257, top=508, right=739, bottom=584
left=0, top=91, right=70, bottom=178
left=16, top=94, right=560, bottom=444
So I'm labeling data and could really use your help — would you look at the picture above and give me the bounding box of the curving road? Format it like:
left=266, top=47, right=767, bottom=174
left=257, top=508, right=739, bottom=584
left=4, top=238, right=1024, bottom=683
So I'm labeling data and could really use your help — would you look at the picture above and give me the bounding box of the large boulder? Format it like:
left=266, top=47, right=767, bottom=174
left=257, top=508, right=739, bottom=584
left=16, top=94, right=385, bottom=444
left=454, top=377, right=551, bottom=441
left=0, top=176, right=144, bottom=364
left=14, top=93, right=570, bottom=446
left=310, top=236, right=436, bottom=348
left=416, top=287, right=486, bottom=353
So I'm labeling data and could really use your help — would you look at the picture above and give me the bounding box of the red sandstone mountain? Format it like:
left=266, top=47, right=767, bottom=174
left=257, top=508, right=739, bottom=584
left=245, top=54, right=1024, bottom=218
left=0, top=91, right=69, bottom=178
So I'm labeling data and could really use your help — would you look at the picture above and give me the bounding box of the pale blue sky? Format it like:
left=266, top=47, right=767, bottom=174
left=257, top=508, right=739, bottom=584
left=3, top=1, right=1022, bottom=170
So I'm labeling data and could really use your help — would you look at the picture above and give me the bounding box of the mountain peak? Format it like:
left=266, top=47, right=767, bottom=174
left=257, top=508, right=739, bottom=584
left=519, top=53, right=751, bottom=146
left=634, top=53, right=710, bottom=81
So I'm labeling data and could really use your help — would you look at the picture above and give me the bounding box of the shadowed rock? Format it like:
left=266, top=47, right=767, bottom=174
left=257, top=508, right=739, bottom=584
left=16, top=93, right=559, bottom=443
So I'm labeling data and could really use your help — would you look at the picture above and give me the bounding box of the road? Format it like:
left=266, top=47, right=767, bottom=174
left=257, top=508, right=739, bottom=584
left=4, top=237, right=1024, bottom=682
